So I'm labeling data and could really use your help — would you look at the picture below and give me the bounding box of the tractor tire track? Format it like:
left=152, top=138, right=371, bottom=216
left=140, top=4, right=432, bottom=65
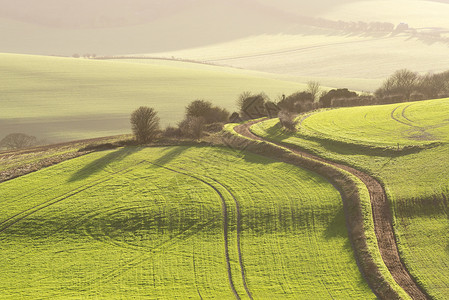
left=391, top=105, right=415, bottom=127
left=0, top=161, right=147, bottom=234
left=147, top=162, right=241, bottom=299
left=234, top=120, right=429, bottom=300
left=401, top=104, right=416, bottom=124
left=206, top=177, right=253, bottom=300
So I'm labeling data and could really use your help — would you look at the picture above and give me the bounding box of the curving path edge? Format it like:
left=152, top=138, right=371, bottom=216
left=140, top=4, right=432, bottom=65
left=234, top=120, right=429, bottom=300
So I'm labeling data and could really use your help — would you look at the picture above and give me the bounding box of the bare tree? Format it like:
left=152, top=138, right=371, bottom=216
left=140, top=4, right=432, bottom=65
left=236, top=91, right=252, bottom=113
left=419, top=72, right=449, bottom=99
left=130, top=106, right=160, bottom=143
left=0, top=133, right=37, bottom=149
left=376, top=69, right=419, bottom=100
left=307, top=81, right=321, bottom=102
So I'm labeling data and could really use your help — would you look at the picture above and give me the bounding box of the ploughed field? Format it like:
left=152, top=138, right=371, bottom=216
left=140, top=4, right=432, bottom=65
left=251, top=97, right=449, bottom=299
left=0, top=146, right=374, bottom=299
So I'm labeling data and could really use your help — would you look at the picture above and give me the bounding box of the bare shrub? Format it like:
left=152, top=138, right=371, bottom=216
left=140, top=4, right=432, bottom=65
left=375, top=69, right=419, bottom=100
left=0, top=133, right=37, bottom=150
left=178, top=116, right=206, bottom=139
left=278, top=111, right=298, bottom=131
left=186, top=99, right=229, bottom=124
left=163, top=125, right=182, bottom=138
left=130, top=106, right=160, bottom=143
left=306, top=81, right=321, bottom=102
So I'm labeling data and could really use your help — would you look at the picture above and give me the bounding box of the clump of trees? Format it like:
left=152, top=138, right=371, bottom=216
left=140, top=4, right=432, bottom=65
left=375, top=69, right=449, bottom=101
left=130, top=106, right=160, bottom=143
left=161, top=99, right=230, bottom=140
left=179, top=100, right=230, bottom=139
left=319, top=88, right=359, bottom=108
left=278, top=91, right=315, bottom=112
left=133, top=67, right=449, bottom=144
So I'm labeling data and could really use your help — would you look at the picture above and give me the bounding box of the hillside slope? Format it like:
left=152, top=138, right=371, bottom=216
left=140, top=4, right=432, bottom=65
left=0, top=146, right=375, bottom=298
left=251, top=97, right=449, bottom=299
left=0, top=54, right=303, bottom=142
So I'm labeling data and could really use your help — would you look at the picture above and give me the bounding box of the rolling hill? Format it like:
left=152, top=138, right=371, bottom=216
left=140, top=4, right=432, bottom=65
left=0, top=53, right=304, bottom=142
left=249, top=97, right=449, bottom=299
left=0, top=146, right=375, bottom=298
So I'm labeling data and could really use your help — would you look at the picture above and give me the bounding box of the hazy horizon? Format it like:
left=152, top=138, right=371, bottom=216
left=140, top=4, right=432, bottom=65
left=1, top=0, right=449, bottom=56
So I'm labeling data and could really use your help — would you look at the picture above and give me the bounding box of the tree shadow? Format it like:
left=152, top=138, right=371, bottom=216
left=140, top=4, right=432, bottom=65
left=152, top=146, right=189, bottom=166
left=323, top=207, right=348, bottom=239
left=68, top=147, right=142, bottom=182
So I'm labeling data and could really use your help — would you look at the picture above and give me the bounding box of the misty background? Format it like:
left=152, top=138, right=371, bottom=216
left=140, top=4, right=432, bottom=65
left=1, top=0, right=449, bottom=56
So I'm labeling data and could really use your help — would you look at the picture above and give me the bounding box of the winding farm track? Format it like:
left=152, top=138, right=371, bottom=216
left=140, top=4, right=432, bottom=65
left=234, top=120, right=429, bottom=300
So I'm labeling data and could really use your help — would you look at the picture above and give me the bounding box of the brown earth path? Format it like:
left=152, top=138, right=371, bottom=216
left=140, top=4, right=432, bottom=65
left=234, top=120, right=429, bottom=300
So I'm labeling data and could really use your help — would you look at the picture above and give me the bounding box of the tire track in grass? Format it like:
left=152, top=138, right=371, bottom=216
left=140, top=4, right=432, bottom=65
left=0, top=161, right=147, bottom=234
left=147, top=162, right=241, bottom=299
left=401, top=104, right=416, bottom=124
left=86, top=218, right=216, bottom=288
left=205, top=177, right=253, bottom=300
left=234, top=120, right=430, bottom=300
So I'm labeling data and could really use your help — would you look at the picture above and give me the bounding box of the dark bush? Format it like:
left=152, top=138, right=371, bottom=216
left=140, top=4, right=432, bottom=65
left=185, top=100, right=229, bottom=124
left=278, top=91, right=314, bottom=113
left=320, top=89, right=358, bottom=108
left=237, top=92, right=268, bottom=120
left=178, top=116, right=206, bottom=139
left=163, top=125, right=182, bottom=138
left=278, top=111, right=298, bottom=131
left=229, top=112, right=243, bottom=123
left=130, top=106, right=160, bottom=143
left=0, top=133, right=37, bottom=150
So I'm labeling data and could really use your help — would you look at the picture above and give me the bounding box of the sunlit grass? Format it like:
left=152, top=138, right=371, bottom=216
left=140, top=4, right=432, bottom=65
left=0, top=146, right=374, bottom=298
left=251, top=97, right=449, bottom=299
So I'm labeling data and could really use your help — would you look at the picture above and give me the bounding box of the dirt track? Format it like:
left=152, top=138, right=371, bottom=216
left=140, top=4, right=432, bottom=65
left=234, top=120, right=429, bottom=300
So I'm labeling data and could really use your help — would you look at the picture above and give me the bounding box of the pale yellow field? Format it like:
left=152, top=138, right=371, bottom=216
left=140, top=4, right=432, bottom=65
left=149, top=32, right=449, bottom=91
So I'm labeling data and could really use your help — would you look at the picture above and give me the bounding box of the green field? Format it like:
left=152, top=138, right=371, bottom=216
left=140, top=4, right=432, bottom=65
left=0, top=146, right=375, bottom=299
left=250, top=97, right=449, bottom=299
left=0, top=53, right=302, bottom=142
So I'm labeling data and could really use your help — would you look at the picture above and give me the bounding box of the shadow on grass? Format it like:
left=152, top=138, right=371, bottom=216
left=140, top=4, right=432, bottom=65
left=152, top=146, right=189, bottom=166
left=323, top=207, right=348, bottom=240
left=263, top=120, right=429, bottom=158
left=68, top=147, right=142, bottom=182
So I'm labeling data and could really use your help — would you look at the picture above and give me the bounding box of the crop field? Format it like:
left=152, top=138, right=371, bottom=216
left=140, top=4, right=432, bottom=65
left=0, top=146, right=375, bottom=298
left=250, top=97, right=449, bottom=299
left=299, top=99, right=449, bottom=148
left=152, top=32, right=449, bottom=88
left=0, top=53, right=302, bottom=142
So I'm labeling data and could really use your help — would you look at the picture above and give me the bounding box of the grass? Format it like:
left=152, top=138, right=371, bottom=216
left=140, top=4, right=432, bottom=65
left=250, top=97, right=449, bottom=299
left=299, top=99, right=449, bottom=148
left=0, top=146, right=375, bottom=298
left=0, top=53, right=302, bottom=142
left=0, top=135, right=131, bottom=182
